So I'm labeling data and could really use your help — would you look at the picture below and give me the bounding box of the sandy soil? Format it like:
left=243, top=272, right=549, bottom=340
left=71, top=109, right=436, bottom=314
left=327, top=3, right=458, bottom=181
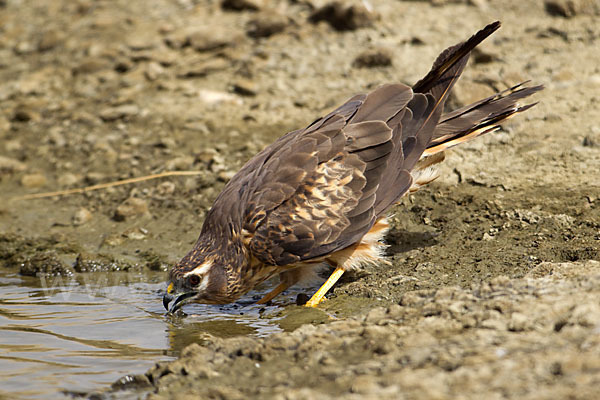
left=1, top=0, right=599, bottom=398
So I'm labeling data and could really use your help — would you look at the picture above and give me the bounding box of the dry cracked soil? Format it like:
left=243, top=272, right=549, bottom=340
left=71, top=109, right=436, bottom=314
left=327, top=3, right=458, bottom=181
left=1, top=0, right=599, bottom=399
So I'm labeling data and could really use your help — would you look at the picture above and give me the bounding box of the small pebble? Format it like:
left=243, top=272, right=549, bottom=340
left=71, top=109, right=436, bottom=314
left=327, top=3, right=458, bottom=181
left=188, top=30, right=233, bottom=52
left=114, top=198, right=149, bottom=221
left=37, top=30, right=62, bottom=52
left=352, top=48, right=393, bottom=68
left=0, top=156, right=26, bottom=172
left=58, top=173, right=80, bottom=187
left=72, top=208, right=92, bottom=226
left=144, top=62, right=165, bottom=81
left=198, top=89, right=243, bottom=106
left=309, top=2, right=377, bottom=31
left=296, top=293, right=310, bottom=306
left=99, top=104, right=140, bottom=121
left=12, top=105, right=41, bottom=123
left=157, top=181, right=176, bottom=195
left=122, top=227, right=147, bottom=240
left=21, top=173, right=47, bottom=188
left=221, top=0, right=263, bottom=12
left=246, top=12, right=288, bottom=38
left=232, top=79, right=257, bottom=96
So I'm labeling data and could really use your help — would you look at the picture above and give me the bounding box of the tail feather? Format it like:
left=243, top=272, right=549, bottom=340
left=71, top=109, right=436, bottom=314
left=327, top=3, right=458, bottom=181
left=377, top=21, right=503, bottom=210
left=404, top=20, right=504, bottom=165
left=423, top=83, right=544, bottom=156
left=413, top=21, right=501, bottom=102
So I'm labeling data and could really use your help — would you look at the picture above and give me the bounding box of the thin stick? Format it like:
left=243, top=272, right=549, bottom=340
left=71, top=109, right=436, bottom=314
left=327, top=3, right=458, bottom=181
left=11, top=171, right=202, bottom=201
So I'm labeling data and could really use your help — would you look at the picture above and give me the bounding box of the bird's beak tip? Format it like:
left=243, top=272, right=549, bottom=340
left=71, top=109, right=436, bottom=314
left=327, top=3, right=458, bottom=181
left=163, top=288, right=197, bottom=313
left=163, top=292, right=174, bottom=312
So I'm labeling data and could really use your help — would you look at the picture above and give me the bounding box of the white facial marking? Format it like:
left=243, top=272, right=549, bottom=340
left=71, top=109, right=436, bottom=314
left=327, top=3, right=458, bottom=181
left=183, top=260, right=213, bottom=277
left=182, top=260, right=213, bottom=292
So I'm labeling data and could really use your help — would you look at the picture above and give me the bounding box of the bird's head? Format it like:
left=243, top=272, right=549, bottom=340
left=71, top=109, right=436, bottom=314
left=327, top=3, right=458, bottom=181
left=162, top=252, right=229, bottom=313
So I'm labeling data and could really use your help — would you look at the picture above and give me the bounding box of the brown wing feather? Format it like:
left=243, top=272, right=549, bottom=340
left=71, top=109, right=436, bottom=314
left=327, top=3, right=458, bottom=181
left=350, top=84, right=413, bottom=123
left=248, top=120, right=394, bottom=265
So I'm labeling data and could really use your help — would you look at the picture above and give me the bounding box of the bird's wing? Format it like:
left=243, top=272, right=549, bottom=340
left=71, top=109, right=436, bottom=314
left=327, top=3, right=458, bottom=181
left=200, top=94, right=366, bottom=237
left=204, top=21, right=503, bottom=266
left=241, top=85, right=415, bottom=266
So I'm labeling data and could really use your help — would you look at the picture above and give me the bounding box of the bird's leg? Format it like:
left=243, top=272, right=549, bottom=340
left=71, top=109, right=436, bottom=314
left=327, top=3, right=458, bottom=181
left=305, top=265, right=345, bottom=308
left=256, top=281, right=291, bottom=304
left=256, top=269, right=305, bottom=305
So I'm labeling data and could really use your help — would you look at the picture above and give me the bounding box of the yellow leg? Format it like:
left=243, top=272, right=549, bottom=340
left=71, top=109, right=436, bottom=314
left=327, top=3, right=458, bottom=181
left=305, top=266, right=345, bottom=308
left=256, top=281, right=290, bottom=305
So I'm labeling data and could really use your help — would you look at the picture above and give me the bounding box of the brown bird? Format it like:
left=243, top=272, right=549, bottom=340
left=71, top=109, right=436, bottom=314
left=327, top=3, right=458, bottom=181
left=163, top=21, right=542, bottom=312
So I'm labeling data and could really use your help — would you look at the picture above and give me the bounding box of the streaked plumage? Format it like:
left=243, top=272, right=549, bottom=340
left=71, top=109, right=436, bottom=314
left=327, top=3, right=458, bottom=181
left=163, top=21, right=543, bottom=312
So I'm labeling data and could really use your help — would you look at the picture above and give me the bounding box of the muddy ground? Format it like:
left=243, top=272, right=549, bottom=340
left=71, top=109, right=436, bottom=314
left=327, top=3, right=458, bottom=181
left=1, top=0, right=599, bottom=399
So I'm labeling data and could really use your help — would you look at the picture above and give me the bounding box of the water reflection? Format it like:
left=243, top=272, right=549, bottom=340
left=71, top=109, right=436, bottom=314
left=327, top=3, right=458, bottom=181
left=0, top=270, right=295, bottom=399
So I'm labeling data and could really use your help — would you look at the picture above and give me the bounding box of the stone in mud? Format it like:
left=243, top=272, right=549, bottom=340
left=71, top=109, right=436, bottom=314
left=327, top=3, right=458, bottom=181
left=20, top=173, right=47, bottom=188
left=113, top=197, right=150, bottom=221
left=20, top=251, right=73, bottom=276
left=0, top=115, right=10, bottom=133
left=163, top=30, right=190, bottom=49
left=246, top=12, right=289, bottom=38
left=113, top=58, right=133, bottom=73
left=217, top=170, right=235, bottom=182
left=72, top=208, right=92, bottom=226
left=71, top=57, right=111, bottom=75
left=73, top=252, right=138, bottom=272
left=111, top=374, right=152, bottom=391
left=126, top=36, right=158, bottom=51
left=99, top=104, right=140, bottom=121
left=544, top=0, right=600, bottom=17
left=165, top=156, right=194, bottom=171
left=352, top=48, right=393, bottom=68
left=177, top=58, right=230, bottom=78
left=144, top=61, right=166, bottom=81
left=138, top=250, right=171, bottom=271
left=582, top=135, right=596, bottom=147
left=197, top=89, right=243, bottom=106
left=57, top=172, right=80, bottom=187
left=231, top=79, right=257, bottom=96
left=12, top=105, right=41, bottom=123
left=156, top=181, right=176, bottom=195
left=221, top=0, right=263, bottom=12
left=0, top=156, right=26, bottom=173
left=429, top=0, right=485, bottom=5
left=165, top=28, right=237, bottom=52
left=309, top=2, right=377, bottom=31
left=188, top=30, right=235, bottom=52
left=122, top=227, right=147, bottom=240
left=37, top=30, right=62, bottom=52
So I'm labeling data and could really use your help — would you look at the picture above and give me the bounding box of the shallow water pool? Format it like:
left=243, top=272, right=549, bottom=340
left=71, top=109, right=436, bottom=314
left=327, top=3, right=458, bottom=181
left=0, top=270, right=289, bottom=399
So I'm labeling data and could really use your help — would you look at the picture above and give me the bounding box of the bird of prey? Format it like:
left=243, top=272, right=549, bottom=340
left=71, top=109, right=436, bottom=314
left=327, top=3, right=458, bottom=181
left=163, top=21, right=542, bottom=312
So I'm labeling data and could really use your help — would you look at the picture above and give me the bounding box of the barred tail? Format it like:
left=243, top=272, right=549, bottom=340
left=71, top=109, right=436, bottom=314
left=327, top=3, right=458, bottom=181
left=406, top=82, right=543, bottom=194
left=423, top=82, right=544, bottom=157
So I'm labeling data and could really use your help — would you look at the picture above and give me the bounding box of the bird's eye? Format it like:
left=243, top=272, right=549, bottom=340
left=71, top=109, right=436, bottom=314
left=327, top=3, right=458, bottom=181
left=188, top=274, right=201, bottom=287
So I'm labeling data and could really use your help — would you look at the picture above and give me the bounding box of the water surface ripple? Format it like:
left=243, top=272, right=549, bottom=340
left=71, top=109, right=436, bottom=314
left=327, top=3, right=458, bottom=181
left=0, top=270, right=286, bottom=399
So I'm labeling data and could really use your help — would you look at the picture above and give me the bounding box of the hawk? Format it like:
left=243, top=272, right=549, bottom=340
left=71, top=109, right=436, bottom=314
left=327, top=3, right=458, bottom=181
left=163, top=21, right=542, bottom=312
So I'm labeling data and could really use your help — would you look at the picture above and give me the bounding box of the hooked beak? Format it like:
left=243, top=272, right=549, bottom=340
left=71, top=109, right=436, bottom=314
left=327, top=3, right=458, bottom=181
left=163, top=282, right=196, bottom=313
